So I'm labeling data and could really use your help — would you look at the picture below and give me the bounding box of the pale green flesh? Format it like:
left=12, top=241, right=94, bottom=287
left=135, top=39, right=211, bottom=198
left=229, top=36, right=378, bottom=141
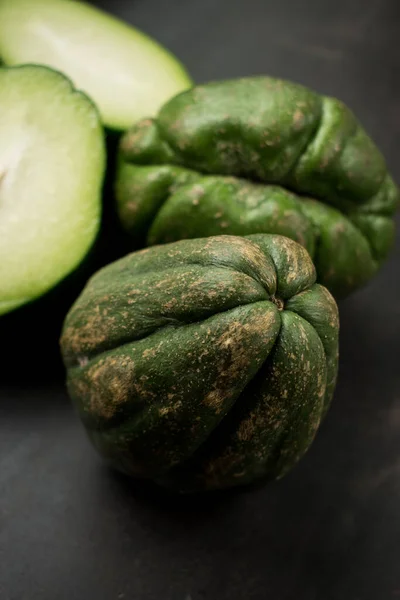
left=0, top=65, right=105, bottom=316
left=0, top=0, right=193, bottom=130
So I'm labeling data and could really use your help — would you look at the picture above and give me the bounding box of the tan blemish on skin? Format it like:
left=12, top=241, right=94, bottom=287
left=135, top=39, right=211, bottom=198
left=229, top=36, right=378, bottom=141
left=62, top=312, right=114, bottom=355
left=203, top=389, right=225, bottom=411
left=167, top=249, right=183, bottom=258
left=238, top=396, right=287, bottom=442
left=317, top=373, right=326, bottom=398
left=188, top=278, right=208, bottom=289
left=154, top=277, right=176, bottom=289
left=132, top=247, right=151, bottom=258
left=262, top=139, right=276, bottom=147
left=158, top=399, right=183, bottom=417
left=82, top=355, right=136, bottom=419
left=213, top=236, right=271, bottom=278
left=221, top=336, right=233, bottom=348
left=236, top=410, right=265, bottom=442
left=123, top=201, right=140, bottom=216
left=198, top=349, right=210, bottom=361
left=205, top=384, right=290, bottom=483
left=164, top=299, right=178, bottom=310
left=187, top=184, right=205, bottom=203
left=142, top=347, right=158, bottom=359
left=120, top=119, right=154, bottom=153
left=292, top=109, right=304, bottom=129
left=207, top=290, right=218, bottom=299
left=233, top=470, right=246, bottom=478
left=202, top=310, right=278, bottom=414
left=334, top=222, right=347, bottom=235
left=147, top=170, right=164, bottom=183
left=202, top=321, right=251, bottom=412
left=297, top=323, right=310, bottom=347
left=274, top=236, right=315, bottom=285
left=287, top=266, right=298, bottom=284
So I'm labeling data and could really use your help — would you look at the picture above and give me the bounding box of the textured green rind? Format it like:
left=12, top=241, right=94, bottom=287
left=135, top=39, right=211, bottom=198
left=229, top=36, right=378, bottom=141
left=160, top=310, right=327, bottom=491
left=61, top=234, right=339, bottom=492
left=116, top=76, right=399, bottom=297
left=69, top=302, right=281, bottom=477
left=285, top=284, right=339, bottom=414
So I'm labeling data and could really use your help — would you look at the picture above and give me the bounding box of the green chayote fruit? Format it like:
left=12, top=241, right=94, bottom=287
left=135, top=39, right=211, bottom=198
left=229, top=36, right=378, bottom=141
left=116, top=76, right=399, bottom=297
left=60, top=234, right=339, bottom=492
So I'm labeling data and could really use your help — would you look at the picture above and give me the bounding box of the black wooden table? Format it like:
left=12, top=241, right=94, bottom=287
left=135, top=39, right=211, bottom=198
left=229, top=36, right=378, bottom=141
left=1, top=1, right=399, bottom=598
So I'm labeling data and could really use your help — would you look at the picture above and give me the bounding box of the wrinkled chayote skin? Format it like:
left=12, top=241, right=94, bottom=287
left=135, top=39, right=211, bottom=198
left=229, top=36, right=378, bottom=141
left=61, top=234, right=339, bottom=492
left=116, top=76, right=399, bottom=298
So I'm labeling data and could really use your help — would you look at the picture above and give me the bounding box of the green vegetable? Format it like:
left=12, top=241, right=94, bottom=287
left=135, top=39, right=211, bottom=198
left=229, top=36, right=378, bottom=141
left=116, top=77, right=399, bottom=297
left=0, top=64, right=105, bottom=316
left=60, top=234, right=339, bottom=492
left=0, top=0, right=193, bottom=130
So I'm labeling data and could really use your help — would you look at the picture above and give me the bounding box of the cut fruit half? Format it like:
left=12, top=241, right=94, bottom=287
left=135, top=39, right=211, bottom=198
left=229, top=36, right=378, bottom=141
left=0, top=65, right=105, bottom=316
left=0, top=0, right=193, bottom=130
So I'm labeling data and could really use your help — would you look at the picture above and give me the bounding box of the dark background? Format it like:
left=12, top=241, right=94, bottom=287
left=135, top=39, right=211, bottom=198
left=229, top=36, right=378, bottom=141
left=1, top=0, right=400, bottom=598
